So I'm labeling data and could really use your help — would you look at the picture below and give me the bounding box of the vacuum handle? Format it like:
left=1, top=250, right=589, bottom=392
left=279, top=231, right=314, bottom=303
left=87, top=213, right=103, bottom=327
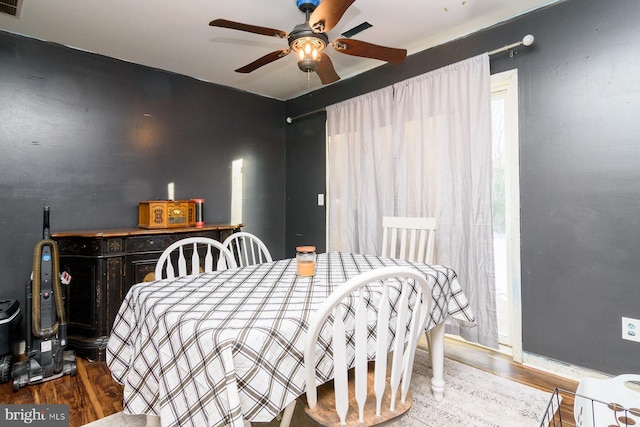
left=43, top=206, right=50, bottom=240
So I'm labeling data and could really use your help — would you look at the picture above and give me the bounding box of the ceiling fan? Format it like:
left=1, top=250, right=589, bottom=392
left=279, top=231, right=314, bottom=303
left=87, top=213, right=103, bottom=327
left=209, top=0, right=407, bottom=84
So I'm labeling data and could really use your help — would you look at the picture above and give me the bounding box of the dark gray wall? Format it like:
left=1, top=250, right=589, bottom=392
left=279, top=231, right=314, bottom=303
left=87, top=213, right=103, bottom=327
left=0, top=31, right=287, bottom=308
left=285, top=0, right=640, bottom=374
left=285, top=111, right=328, bottom=256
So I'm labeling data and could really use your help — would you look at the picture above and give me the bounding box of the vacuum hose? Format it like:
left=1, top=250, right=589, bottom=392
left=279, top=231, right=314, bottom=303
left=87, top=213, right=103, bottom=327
left=31, top=239, right=67, bottom=338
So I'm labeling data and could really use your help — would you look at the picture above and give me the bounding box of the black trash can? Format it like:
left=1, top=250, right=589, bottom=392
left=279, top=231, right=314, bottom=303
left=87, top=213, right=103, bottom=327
left=0, top=299, right=20, bottom=383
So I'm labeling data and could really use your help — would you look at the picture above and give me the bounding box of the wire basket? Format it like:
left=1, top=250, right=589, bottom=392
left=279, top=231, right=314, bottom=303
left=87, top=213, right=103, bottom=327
left=540, top=387, right=640, bottom=427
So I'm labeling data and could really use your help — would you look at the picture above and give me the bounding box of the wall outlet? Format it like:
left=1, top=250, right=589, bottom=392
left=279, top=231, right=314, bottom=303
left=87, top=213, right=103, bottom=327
left=622, top=317, right=640, bottom=343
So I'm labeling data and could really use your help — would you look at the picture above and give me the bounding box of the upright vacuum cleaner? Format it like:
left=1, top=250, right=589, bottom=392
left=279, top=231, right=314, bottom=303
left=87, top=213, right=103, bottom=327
left=12, top=207, right=76, bottom=391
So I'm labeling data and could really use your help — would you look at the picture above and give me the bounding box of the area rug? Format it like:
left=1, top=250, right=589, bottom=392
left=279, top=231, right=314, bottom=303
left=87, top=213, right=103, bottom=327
left=83, top=349, right=554, bottom=427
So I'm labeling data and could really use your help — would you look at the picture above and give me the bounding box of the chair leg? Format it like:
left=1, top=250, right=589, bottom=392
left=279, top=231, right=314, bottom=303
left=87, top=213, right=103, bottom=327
left=277, top=400, right=297, bottom=427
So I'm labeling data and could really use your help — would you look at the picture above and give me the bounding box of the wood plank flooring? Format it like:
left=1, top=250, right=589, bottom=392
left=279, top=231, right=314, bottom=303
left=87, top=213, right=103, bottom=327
left=0, top=355, right=124, bottom=427
left=0, top=339, right=578, bottom=427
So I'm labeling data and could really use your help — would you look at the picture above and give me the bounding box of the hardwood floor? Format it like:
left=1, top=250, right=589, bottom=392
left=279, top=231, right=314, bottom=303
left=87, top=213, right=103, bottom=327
left=0, top=355, right=124, bottom=427
left=0, top=339, right=578, bottom=427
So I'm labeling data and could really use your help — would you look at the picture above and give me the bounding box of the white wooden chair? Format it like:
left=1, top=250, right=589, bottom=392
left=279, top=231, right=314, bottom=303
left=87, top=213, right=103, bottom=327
left=154, top=237, right=237, bottom=280
left=303, top=266, right=431, bottom=427
left=222, top=231, right=273, bottom=267
left=381, top=216, right=436, bottom=264
left=381, top=216, right=437, bottom=365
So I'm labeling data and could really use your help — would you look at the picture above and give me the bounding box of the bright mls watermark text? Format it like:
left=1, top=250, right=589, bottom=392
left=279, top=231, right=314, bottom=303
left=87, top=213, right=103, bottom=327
left=1, top=405, right=69, bottom=426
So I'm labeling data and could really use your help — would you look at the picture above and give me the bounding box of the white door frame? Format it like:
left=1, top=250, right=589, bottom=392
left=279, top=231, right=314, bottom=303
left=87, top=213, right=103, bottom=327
left=492, top=69, right=523, bottom=362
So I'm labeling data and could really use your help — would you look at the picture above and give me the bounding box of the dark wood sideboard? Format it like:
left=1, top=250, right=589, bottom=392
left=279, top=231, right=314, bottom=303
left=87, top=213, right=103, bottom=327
left=52, top=224, right=243, bottom=361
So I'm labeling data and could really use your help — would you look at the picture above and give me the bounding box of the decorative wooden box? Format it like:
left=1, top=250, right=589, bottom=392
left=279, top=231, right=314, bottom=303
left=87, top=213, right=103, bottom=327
left=138, top=200, right=196, bottom=229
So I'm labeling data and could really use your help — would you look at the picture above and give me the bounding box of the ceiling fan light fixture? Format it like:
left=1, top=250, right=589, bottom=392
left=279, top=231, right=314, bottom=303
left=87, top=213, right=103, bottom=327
left=291, top=36, right=326, bottom=57
left=291, top=35, right=326, bottom=73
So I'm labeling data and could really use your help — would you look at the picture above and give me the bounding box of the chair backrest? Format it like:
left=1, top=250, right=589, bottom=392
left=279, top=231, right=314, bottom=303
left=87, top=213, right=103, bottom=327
left=304, top=266, right=431, bottom=426
left=154, top=237, right=237, bottom=280
left=222, top=231, right=272, bottom=267
left=381, top=216, right=436, bottom=264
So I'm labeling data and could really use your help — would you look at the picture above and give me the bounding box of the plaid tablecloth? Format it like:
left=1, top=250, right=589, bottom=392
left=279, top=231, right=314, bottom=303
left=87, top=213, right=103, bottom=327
left=106, top=252, right=475, bottom=427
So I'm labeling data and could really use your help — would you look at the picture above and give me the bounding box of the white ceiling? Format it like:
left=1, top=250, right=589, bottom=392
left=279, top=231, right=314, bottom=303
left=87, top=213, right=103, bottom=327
left=0, top=0, right=559, bottom=100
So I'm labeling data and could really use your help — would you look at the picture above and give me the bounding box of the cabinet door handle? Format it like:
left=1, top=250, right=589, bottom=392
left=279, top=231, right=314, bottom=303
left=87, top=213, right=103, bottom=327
left=148, top=240, right=155, bottom=246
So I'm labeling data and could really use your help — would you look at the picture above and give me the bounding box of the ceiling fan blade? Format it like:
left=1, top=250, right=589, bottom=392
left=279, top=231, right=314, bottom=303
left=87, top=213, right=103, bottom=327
left=209, top=19, right=288, bottom=39
left=309, top=0, right=356, bottom=33
left=235, top=49, right=291, bottom=73
left=316, top=53, right=340, bottom=84
left=332, top=38, right=407, bottom=64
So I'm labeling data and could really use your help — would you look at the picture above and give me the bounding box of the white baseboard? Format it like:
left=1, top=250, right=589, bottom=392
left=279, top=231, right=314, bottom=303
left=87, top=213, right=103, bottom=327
left=522, top=352, right=610, bottom=382
left=443, top=333, right=609, bottom=383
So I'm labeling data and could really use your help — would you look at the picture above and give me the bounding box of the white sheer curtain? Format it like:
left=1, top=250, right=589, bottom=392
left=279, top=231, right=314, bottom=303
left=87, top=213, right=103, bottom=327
left=327, top=54, right=497, bottom=348
left=392, top=54, right=496, bottom=346
left=327, top=87, right=395, bottom=254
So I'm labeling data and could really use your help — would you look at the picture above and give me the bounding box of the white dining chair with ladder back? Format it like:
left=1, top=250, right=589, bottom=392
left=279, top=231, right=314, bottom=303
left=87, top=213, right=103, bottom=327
left=381, top=216, right=436, bottom=264
left=381, top=216, right=437, bottom=364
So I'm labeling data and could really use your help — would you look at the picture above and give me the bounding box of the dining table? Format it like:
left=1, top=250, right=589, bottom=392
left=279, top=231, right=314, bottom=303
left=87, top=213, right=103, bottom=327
left=106, top=251, right=475, bottom=427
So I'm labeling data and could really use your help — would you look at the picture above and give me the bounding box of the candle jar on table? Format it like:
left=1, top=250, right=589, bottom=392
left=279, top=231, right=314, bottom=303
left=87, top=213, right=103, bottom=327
left=296, top=246, right=317, bottom=277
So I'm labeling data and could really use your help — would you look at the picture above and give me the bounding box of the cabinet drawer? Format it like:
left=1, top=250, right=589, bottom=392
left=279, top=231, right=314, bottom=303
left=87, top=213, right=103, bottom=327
left=125, top=235, right=174, bottom=253
left=57, top=239, right=101, bottom=257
